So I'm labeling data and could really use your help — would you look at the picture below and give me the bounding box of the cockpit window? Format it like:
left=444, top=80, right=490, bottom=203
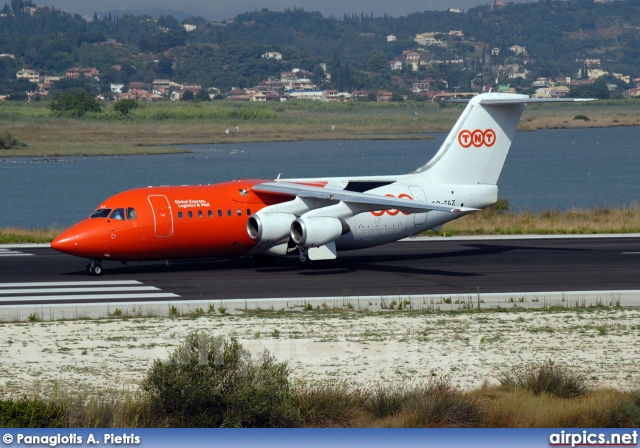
left=109, top=208, right=125, bottom=220
left=90, top=208, right=111, bottom=218
left=126, top=208, right=137, bottom=220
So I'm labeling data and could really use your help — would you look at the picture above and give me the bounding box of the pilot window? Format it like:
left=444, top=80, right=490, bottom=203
left=188, top=211, right=193, bottom=218
left=90, top=209, right=111, bottom=218
left=126, top=208, right=137, bottom=220
left=109, top=208, right=125, bottom=220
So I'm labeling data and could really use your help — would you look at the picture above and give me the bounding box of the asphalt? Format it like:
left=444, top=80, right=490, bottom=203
left=1, top=236, right=639, bottom=307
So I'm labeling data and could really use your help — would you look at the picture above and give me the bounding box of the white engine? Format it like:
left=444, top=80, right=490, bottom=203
left=246, top=213, right=296, bottom=243
left=290, top=217, right=349, bottom=248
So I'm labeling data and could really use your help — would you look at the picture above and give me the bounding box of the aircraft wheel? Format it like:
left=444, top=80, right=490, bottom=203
left=88, top=262, right=103, bottom=276
left=85, top=263, right=92, bottom=274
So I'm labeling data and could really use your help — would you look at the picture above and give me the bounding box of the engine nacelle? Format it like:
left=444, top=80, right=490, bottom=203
left=246, top=213, right=296, bottom=243
left=290, top=217, right=350, bottom=248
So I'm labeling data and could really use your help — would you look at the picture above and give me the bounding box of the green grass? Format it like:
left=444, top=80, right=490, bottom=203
left=1, top=99, right=636, bottom=157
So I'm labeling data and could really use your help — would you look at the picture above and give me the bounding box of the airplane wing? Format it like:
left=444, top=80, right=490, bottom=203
left=252, top=181, right=479, bottom=214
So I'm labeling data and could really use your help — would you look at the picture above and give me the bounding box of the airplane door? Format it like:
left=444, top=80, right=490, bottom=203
left=148, top=195, right=174, bottom=237
left=409, top=186, right=427, bottom=225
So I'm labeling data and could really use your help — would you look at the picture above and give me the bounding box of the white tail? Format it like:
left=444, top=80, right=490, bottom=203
left=415, top=93, right=593, bottom=186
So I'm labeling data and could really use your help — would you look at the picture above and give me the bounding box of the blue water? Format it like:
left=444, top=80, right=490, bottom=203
left=1, top=127, right=639, bottom=228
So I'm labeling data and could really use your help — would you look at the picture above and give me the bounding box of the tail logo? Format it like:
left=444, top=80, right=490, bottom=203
left=458, top=129, right=496, bottom=148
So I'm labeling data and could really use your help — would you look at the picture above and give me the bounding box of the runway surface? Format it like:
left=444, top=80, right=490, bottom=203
left=1, top=236, right=640, bottom=307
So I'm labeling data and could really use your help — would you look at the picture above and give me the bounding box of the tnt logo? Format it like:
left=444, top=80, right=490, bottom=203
left=458, top=129, right=496, bottom=148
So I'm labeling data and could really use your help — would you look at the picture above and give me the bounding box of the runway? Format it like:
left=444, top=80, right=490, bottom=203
left=1, top=236, right=640, bottom=312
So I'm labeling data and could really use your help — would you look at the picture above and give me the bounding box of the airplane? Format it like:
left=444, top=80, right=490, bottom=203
left=52, top=92, right=593, bottom=275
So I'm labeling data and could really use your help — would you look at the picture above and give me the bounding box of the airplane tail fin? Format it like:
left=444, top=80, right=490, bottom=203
left=415, top=93, right=593, bottom=186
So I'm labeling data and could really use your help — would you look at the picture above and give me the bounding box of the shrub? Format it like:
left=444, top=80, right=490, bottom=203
left=0, top=398, right=66, bottom=428
left=49, top=91, right=101, bottom=116
left=113, top=99, right=139, bottom=116
left=498, top=360, right=589, bottom=399
left=0, top=131, right=26, bottom=149
left=141, top=332, right=300, bottom=427
left=400, top=377, right=481, bottom=427
left=574, top=115, right=591, bottom=121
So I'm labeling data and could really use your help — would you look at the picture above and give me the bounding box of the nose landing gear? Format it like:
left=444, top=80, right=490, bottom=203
left=85, top=260, right=103, bottom=276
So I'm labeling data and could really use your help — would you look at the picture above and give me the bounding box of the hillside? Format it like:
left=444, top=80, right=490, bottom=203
left=0, top=0, right=639, bottom=97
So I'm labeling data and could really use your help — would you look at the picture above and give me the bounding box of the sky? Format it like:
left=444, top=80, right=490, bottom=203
left=35, top=0, right=535, bottom=21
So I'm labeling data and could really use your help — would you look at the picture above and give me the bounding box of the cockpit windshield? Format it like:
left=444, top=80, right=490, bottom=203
left=109, top=208, right=125, bottom=220
left=90, top=208, right=111, bottom=218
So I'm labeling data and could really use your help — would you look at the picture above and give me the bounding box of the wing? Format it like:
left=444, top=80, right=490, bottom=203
left=252, top=181, right=479, bottom=214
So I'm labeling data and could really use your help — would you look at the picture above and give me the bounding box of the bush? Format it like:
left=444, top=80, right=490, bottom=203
left=0, top=131, right=26, bottom=149
left=141, top=332, right=301, bottom=427
left=49, top=91, right=101, bottom=116
left=400, top=377, right=481, bottom=427
left=498, top=360, right=589, bottom=399
left=0, top=398, right=66, bottom=428
left=113, top=99, right=139, bottom=116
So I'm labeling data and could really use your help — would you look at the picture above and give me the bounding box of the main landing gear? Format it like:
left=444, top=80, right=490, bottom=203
left=85, top=259, right=103, bottom=276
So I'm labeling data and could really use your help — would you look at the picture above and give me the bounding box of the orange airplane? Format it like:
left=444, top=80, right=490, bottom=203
left=52, top=93, right=592, bottom=275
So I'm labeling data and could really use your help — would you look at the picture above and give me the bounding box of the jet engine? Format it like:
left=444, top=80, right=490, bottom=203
left=246, top=213, right=296, bottom=243
left=290, top=217, right=350, bottom=248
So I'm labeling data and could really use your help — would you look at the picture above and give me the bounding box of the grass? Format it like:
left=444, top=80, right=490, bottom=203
left=1, top=99, right=637, bottom=157
left=1, top=362, right=638, bottom=428
left=426, top=202, right=640, bottom=236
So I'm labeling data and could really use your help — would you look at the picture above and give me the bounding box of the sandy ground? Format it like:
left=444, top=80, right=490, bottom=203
left=1, top=308, right=639, bottom=397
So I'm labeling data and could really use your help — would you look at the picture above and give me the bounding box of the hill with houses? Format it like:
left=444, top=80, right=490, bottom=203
left=2, top=0, right=640, bottom=102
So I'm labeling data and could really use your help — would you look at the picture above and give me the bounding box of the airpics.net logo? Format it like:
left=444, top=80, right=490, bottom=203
left=458, top=129, right=496, bottom=148
left=549, top=430, right=638, bottom=447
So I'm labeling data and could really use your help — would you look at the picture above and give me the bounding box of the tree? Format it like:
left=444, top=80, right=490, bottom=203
left=49, top=91, right=101, bottom=115
left=194, top=89, right=210, bottom=102
left=113, top=98, right=138, bottom=115
left=368, top=53, right=387, bottom=73
left=181, top=90, right=195, bottom=101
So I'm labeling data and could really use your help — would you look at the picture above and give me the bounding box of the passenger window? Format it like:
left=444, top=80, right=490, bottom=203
left=188, top=211, right=193, bottom=218
left=126, top=208, right=137, bottom=220
left=198, top=210, right=203, bottom=218
left=178, top=211, right=183, bottom=219
left=109, top=208, right=125, bottom=220
left=247, top=209, right=252, bottom=216
left=237, top=209, right=242, bottom=216
left=217, top=210, right=222, bottom=217
left=227, top=209, right=231, bottom=217
left=208, top=210, right=213, bottom=218
left=90, top=208, right=111, bottom=218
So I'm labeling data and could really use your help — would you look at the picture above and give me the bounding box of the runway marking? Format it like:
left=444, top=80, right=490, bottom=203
left=0, top=280, right=142, bottom=288
left=0, top=248, right=33, bottom=257
left=0, top=286, right=161, bottom=295
left=622, top=252, right=640, bottom=255
left=0, top=280, right=180, bottom=303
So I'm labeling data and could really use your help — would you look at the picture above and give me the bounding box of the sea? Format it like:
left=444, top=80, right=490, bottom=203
left=1, top=126, right=639, bottom=229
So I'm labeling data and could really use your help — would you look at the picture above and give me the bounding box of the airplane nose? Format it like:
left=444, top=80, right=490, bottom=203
left=51, top=231, right=78, bottom=254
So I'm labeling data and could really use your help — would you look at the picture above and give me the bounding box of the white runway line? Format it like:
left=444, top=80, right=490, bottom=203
left=0, top=280, right=142, bottom=288
left=0, top=293, right=180, bottom=303
left=0, top=280, right=180, bottom=303
left=0, top=248, right=33, bottom=257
